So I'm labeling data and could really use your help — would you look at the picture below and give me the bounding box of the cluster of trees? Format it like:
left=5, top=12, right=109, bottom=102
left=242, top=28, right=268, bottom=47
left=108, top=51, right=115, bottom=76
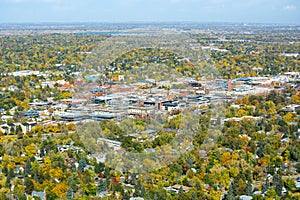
left=0, top=33, right=107, bottom=116
left=0, top=75, right=71, bottom=115
left=0, top=34, right=105, bottom=72
left=193, top=31, right=300, bottom=78
left=1, top=88, right=299, bottom=199
left=0, top=30, right=299, bottom=199
left=112, top=48, right=194, bottom=74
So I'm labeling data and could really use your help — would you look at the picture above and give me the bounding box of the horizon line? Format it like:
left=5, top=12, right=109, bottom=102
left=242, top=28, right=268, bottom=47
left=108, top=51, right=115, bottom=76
left=0, top=21, right=299, bottom=26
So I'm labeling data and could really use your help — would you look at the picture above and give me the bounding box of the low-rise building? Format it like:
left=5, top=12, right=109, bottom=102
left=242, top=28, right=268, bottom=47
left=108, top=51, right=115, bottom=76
left=97, top=138, right=122, bottom=151
left=20, top=110, right=40, bottom=118
left=282, top=104, right=300, bottom=112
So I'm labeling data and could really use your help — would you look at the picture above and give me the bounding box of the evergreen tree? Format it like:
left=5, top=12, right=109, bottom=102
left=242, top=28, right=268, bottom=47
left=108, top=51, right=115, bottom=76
left=86, top=173, right=92, bottom=184
left=5, top=168, right=14, bottom=187
left=257, top=148, right=264, bottom=158
left=94, top=162, right=104, bottom=174
left=262, top=177, right=269, bottom=194
left=105, top=177, right=111, bottom=189
left=65, top=187, right=74, bottom=200
left=134, top=180, right=145, bottom=197
left=68, top=177, right=73, bottom=185
left=2, top=165, right=8, bottom=176
left=141, top=181, right=146, bottom=197
left=191, top=191, right=198, bottom=200
left=246, top=181, right=253, bottom=196
left=225, top=184, right=235, bottom=200
left=131, top=173, right=137, bottom=185
left=24, top=177, right=34, bottom=194
left=178, top=186, right=184, bottom=195
left=78, top=158, right=87, bottom=172
left=98, top=179, right=107, bottom=192
left=71, top=163, right=76, bottom=173
left=123, top=191, right=131, bottom=200
left=94, top=162, right=100, bottom=174
left=104, top=167, right=110, bottom=178
left=10, top=126, right=15, bottom=134
left=33, top=173, right=39, bottom=182
left=114, top=184, right=124, bottom=193
left=267, top=165, right=275, bottom=176
left=273, top=174, right=283, bottom=196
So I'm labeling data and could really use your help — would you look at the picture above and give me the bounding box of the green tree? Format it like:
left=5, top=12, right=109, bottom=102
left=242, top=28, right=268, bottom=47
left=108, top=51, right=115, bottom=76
left=134, top=180, right=146, bottom=197
left=97, top=179, right=107, bottom=192
left=65, top=187, right=74, bottom=200
left=191, top=191, right=198, bottom=200
left=178, top=186, right=184, bottom=196
left=71, top=163, right=76, bottom=173
left=95, top=162, right=105, bottom=174
left=146, top=187, right=167, bottom=200
left=225, top=184, right=235, bottom=200
left=246, top=181, right=253, bottom=196
left=25, top=159, right=32, bottom=175
left=262, top=177, right=270, bottom=194
left=13, top=185, right=27, bottom=200
left=273, top=174, right=283, bottom=196
left=182, top=177, right=189, bottom=186
left=123, top=191, right=131, bottom=200
left=24, top=177, right=34, bottom=194
left=78, top=158, right=87, bottom=172
left=5, top=168, right=14, bottom=187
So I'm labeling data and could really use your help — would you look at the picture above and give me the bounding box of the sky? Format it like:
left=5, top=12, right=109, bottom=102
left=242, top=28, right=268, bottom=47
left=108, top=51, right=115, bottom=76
left=0, top=0, right=299, bottom=24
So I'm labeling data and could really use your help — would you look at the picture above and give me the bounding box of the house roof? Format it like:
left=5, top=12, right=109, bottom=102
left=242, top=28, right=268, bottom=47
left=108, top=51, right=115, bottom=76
left=171, top=184, right=191, bottom=191
left=110, top=177, right=119, bottom=185
left=32, top=190, right=46, bottom=200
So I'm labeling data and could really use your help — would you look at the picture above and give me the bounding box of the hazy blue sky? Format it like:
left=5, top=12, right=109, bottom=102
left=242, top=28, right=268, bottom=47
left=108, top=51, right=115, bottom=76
left=0, top=0, right=299, bottom=24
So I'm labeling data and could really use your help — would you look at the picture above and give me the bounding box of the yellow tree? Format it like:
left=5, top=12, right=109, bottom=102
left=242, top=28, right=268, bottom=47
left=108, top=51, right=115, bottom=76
left=49, top=168, right=63, bottom=180
left=291, top=94, right=300, bottom=103
left=67, top=123, right=76, bottom=132
left=221, top=152, right=231, bottom=166
left=41, top=156, right=51, bottom=174
left=51, top=182, right=68, bottom=198
left=283, top=112, right=294, bottom=123
left=209, top=165, right=231, bottom=191
left=25, top=143, right=37, bottom=157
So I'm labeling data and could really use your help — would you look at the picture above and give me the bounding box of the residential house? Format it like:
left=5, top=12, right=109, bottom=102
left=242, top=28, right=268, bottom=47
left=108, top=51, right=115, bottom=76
left=1, top=122, right=37, bottom=134
left=239, top=195, right=252, bottom=200
left=97, top=138, right=121, bottom=151
left=296, top=177, right=300, bottom=189
left=14, top=166, right=24, bottom=174
left=1, top=115, right=13, bottom=122
left=170, top=184, right=191, bottom=193
left=162, top=102, right=180, bottom=112
left=21, top=122, right=37, bottom=133
left=31, top=190, right=46, bottom=200
left=0, top=124, right=10, bottom=135
left=282, top=104, right=300, bottom=112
